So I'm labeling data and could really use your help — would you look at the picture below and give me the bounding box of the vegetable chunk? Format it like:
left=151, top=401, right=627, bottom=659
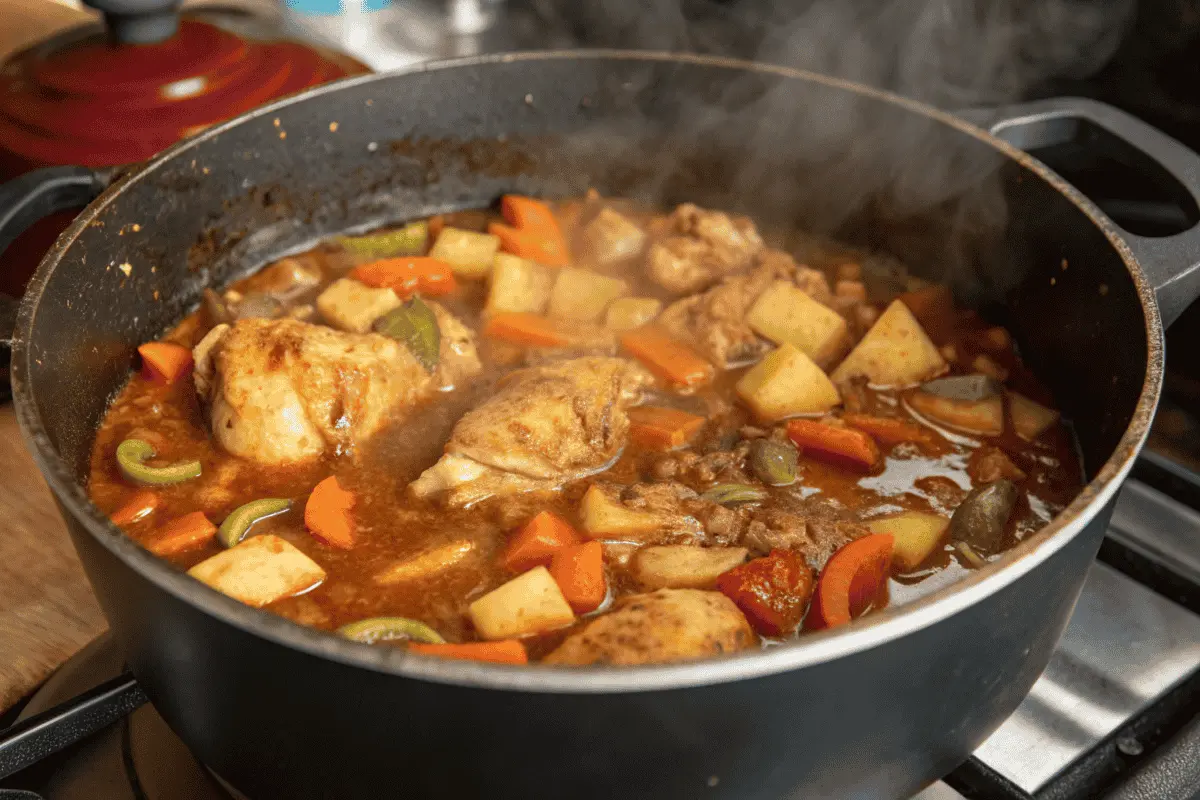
left=188, top=534, right=326, bottom=608
left=468, top=566, right=576, bottom=639
left=628, top=406, right=706, bottom=450
left=543, top=589, right=755, bottom=665
left=746, top=280, right=850, bottom=368
left=805, top=534, right=893, bottom=630
left=429, top=226, right=500, bottom=278
left=716, top=549, right=814, bottom=636
left=316, top=278, right=401, bottom=333
left=547, top=267, right=629, bottom=322
left=604, top=297, right=662, bottom=331
left=580, top=485, right=667, bottom=539
left=486, top=253, right=554, bottom=315
left=736, top=344, right=840, bottom=421
left=908, top=390, right=1004, bottom=436
left=1009, top=392, right=1060, bottom=440
left=501, top=511, right=580, bottom=573
left=633, top=546, right=748, bottom=590
left=375, top=540, right=476, bottom=585
left=865, top=511, right=949, bottom=572
left=831, top=299, right=947, bottom=386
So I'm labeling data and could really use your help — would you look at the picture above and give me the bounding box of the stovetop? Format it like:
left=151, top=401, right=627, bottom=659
left=2, top=471, right=1199, bottom=800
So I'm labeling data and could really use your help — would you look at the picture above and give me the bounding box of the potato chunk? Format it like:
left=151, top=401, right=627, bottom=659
left=429, top=226, right=501, bottom=278
left=747, top=280, right=849, bottom=368
left=605, top=297, right=662, bottom=331
left=316, top=278, right=401, bottom=333
left=543, top=589, right=755, bottom=665
left=468, top=566, right=576, bottom=639
left=908, top=390, right=1003, bottom=436
left=1009, top=392, right=1060, bottom=440
left=865, top=511, right=949, bottom=571
left=632, top=546, right=748, bottom=590
left=486, top=253, right=554, bottom=315
left=187, top=534, right=325, bottom=608
left=547, top=267, right=629, bottom=322
left=580, top=485, right=667, bottom=539
left=831, top=299, right=947, bottom=387
left=736, top=343, right=840, bottom=422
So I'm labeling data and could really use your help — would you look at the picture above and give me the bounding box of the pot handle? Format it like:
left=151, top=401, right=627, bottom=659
left=958, top=97, right=1200, bottom=328
left=0, top=672, right=145, bottom=781
left=0, top=166, right=110, bottom=260
left=0, top=166, right=110, bottom=402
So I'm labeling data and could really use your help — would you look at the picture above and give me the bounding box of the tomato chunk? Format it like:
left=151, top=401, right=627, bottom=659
left=716, top=549, right=815, bottom=636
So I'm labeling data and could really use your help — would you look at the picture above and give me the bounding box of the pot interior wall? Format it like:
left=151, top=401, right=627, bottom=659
left=18, top=55, right=1147, bottom=490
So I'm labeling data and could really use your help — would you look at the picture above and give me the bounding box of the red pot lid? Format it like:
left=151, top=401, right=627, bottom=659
left=0, top=17, right=368, bottom=173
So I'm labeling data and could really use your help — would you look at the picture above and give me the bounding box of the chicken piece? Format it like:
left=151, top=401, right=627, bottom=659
left=194, top=315, right=480, bottom=464
left=254, top=256, right=323, bottom=299
left=647, top=203, right=764, bottom=294
left=543, top=589, right=756, bottom=665
left=583, top=207, right=647, bottom=265
left=410, top=357, right=651, bottom=506
left=657, top=259, right=787, bottom=368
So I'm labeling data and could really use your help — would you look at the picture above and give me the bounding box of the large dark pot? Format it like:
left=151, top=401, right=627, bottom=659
left=7, top=52, right=1200, bottom=799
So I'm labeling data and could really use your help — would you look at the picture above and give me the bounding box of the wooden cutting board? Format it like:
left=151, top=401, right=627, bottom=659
left=0, top=406, right=106, bottom=713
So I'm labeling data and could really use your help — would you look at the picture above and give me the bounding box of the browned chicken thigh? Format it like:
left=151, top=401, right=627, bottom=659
left=410, top=357, right=652, bottom=505
left=193, top=310, right=480, bottom=464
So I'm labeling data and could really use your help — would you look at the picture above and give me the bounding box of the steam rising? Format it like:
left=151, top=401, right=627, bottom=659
left=533, top=0, right=1135, bottom=296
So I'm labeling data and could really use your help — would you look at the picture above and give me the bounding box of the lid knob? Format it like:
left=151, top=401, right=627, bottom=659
left=81, top=0, right=181, bottom=45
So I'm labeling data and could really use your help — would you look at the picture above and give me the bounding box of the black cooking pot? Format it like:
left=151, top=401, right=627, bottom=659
left=5, top=52, right=1200, bottom=799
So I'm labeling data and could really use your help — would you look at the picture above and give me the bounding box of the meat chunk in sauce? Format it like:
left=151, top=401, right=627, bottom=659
left=543, top=589, right=756, bottom=665
left=647, top=203, right=764, bottom=294
left=93, top=195, right=1084, bottom=668
left=411, top=357, right=652, bottom=505
left=657, top=254, right=833, bottom=368
left=194, top=313, right=480, bottom=464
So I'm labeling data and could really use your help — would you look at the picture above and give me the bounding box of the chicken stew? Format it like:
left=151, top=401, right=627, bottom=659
left=88, top=195, right=1082, bottom=666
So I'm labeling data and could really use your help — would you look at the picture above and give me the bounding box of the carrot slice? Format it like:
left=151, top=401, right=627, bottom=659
left=483, top=312, right=569, bottom=347
left=804, top=534, right=894, bottom=630
left=488, top=222, right=569, bottom=267
left=549, top=541, right=606, bottom=614
left=110, top=489, right=158, bottom=526
left=305, top=476, right=356, bottom=549
left=350, top=257, right=457, bottom=298
left=501, top=195, right=560, bottom=231
left=628, top=406, right=707, bottom=450
left=501, top=511, right=580, bottom=573
left=842, top=413, right=940, bottom=451
left=716, top=549, right=814, bottom=636
left=149, top=511, right=216, bottom=556
left=408, top=640, right=528, bottom=665
left=138, top=342, right=193, bottom=385
left=786, top=419, right=881, bottom=473
left=619, top=326, right=714, bottom=388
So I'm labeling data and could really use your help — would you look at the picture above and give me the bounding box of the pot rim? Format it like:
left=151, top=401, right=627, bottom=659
left=11, top=49, right=1161, bottom=694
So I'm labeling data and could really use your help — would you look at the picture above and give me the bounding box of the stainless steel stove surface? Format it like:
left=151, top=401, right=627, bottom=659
left=2, top=474, right=1199, bottom=800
